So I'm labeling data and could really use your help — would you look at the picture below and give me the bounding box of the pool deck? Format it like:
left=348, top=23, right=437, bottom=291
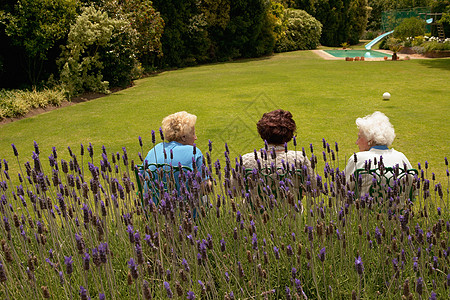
left=313, top=49, right=428, bottom=61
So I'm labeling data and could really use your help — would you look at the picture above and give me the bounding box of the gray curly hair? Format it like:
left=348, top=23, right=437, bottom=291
left=356, top=111, right=396, bottom=147
left=161, top=111, right=197, bottom=143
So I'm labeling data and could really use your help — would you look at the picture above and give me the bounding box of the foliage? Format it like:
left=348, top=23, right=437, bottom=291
left=275, top=9, right=322, bottom=52
left=367, top=0, right=431, bottom=31
left=151, top=0, right=209, bottom=67
left=0, top=87, right=67, bottom=119
left=0, top=0, right=79, bottom=86
left=0, top=139, right=448, bottom=298
left=394, top=17, right=426, bottom=40
left=213, top=0, right=276, bottom=60
left=58, top=5, right=139, bottom=96
left=422, top=40, right=450, bottom=51
left=347, top=0, right=370, bottom=44
left=101, top=0, right=165, bottom=71
left=285, top=0, right=370, bottom=46
left=387, top=37, right=403, bottom=52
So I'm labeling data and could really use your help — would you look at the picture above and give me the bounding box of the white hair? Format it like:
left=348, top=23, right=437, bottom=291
left=356, top=111, right=396, bottom=147
left=161, top=111, right=197, bottom=142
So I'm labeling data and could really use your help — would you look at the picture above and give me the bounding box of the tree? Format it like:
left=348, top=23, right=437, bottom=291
left=58, top=5, right=137, bottom=95
left=152, top=0, right=209, bottom=67
left=394, top=17, right=425, bottom=39
left=217, top=0, right=274, bottom=59
left=348, top=0, right=370, bottom=44
left=1, top=0, right=78, bottom=86
left=101, top=0, right=165, bottom=70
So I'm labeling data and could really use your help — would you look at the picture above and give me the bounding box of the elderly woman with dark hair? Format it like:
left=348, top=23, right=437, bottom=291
left=344, top=111, right=413, bottom=195
left=241, top=109, right=313, bottom=178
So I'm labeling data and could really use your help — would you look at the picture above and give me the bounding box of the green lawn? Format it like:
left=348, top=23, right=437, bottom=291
left=1, top=50, right=449, bottom=181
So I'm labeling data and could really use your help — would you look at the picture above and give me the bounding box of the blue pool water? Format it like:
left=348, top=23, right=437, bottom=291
left=324, top=50, right=387, bottom=58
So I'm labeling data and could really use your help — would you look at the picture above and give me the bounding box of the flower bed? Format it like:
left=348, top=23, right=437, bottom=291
left=0, top=139, right=449, bottom=299
left=424, top=50, right=450, bottom=58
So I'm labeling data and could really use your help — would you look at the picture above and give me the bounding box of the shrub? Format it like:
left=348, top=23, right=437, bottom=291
left=422, top=40, right=450, bottom=51
left=394, top=17, right=425, bottom=41
left=58, top=5, right=140, bottom=95
left=412, top=35, right=426, bottom=47
left=275, top=9, right=322, bottom=52
left=0, top=87, right=67, bottom=119
left=412, top=46, right=426, bottom=54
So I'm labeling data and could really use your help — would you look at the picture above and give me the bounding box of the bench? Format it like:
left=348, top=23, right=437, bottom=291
left=354, top=165, right=418, bottom=201
left=242, top=165, right=306, bottom=211
left=134, top=163, right=193, bottom=206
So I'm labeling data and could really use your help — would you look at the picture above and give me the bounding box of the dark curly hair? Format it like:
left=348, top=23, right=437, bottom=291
left=256, top=109, right=296, bottom=145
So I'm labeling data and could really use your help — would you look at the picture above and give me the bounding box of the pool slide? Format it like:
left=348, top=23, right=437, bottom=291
left=364, top=18, right=433, bottom=50
left=365, top=30, right=394, bottom=50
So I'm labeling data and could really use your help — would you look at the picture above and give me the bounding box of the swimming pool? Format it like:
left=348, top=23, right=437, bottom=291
left=324, top=50, right=387, bottom=58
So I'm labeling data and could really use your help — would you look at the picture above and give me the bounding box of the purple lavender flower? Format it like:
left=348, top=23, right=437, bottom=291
left=252, top=233, right=258, bottom=250
left=229, top=291, right=235, bottom=300
left=318, top=247, right=326, bottom=262
left=355, top=256, right=364, bottom=275
left=0, top=260, right=7, bottom=283
left=187, top=291, right=196, bottom=299
left=64, top=256, right=73, bottom=275
left=237, top=261, right=244, bottom=277
left=307, top=226, right=313, bottom=242
left=375, top=227, right=382, bottom=244
left=99, top=293, right=105, bottom=300
left=11, top=144, right=18, bottom=157
left=198, top=280, right=206, bottom=294
left=83, top=253, right=90, bottom=271
left=164, top=281, right=173, bottom=298
left=447, top=273, right=450, bottom=287
left=416, top=277, right=423, bottom=295
left=220, top=239, right=226, bottom=252
left=294, top=278, right=303, bottom=295
left=429, top=291, right=436, bottom=300
left=274, top=246, right=280, bottom=260
left=291, top=267, right=297, bottom=278
left=33, top=141, right=40, bottom=155
left=225, top=271, right=230, bottom=283
left=182, top=258, right=190, bottom=272
left=79, top=286, right=88, bottom=300
left=286, top=286, right=292, bottom=300
left=128, top=258, right=138, bottom=279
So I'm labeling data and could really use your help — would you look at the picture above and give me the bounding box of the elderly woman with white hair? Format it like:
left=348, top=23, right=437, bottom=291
left=344, top=111, right=413, bottom=195
left=144, top=111, right=202, bottom=168
left=143, top=111, right=206, bottom=205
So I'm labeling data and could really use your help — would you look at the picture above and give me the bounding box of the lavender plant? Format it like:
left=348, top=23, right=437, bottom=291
left=0, top=138, right=448, bottom=299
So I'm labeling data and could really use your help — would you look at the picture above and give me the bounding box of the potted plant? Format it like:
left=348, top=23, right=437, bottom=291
left=341, top=42, right=350, bottom=49
left=387, top=38, right=403, bottom=61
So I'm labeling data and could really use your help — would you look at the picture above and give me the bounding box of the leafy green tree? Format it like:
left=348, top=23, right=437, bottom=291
left=217, top=0, right=274, bottom=59
left=1, top=0, right=78, bottom=86
left=394, top=17, right=425, bottom=39
left=348, top=0, right=370, bottom=44
left=58, top=5, right=137, bottom=95
left=431, top=0, right=450, bottom=37
left=101, top=0, right=165, bottom=70
left=152, top=0, right=209, bottom=67
left=275, top=8, right=322, bottom=52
